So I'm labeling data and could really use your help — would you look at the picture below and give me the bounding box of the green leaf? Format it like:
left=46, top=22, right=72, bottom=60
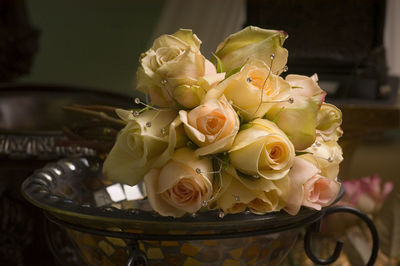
left=236, top=170, right=260, bottom=181
left=212, top=53, right=224, bottom=73
left=219, top=153, right=230, bottom=167
left=209, top=152, right=230, bottom=170
left=236, top=111, right=245, bottom=124
left=212, top=158, right=221, bottom=178
left=226, top=65, right=242, bottom=78
left=295, top=151, right=310, bottom=156
left=239, top=123, right=252, bottom=131
left=186, top=141, right=198, bottom=150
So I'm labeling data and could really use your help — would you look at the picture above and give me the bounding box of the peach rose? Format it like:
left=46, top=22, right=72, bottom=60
left=205, top=60, right=291, bottom=121
left=229, top=118, right=295, bottom=180
left=179, top=96, right=239, bottom=156
left=144, top=148, right=213, bottom=217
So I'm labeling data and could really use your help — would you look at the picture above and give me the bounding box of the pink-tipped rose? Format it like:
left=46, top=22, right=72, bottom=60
left=285, top=157, right=340, bottom=215
left=339, top=175, right=393, bottom=214
left=302, top=174, right=341, bottom=210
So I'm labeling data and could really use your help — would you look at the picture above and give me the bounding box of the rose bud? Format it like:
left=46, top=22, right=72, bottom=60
left=215, top=26, right=288, bottom=75
left=265, top=74, right=326, bottom=150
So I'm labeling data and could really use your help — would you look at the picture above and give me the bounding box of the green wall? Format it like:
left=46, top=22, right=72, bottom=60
left=21, top=0, right=164, bottom=96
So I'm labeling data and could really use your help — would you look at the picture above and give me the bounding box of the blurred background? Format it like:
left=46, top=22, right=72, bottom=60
left=1, top=0, right=399, bottom=265
left=9, top=0, right=400, bottom=96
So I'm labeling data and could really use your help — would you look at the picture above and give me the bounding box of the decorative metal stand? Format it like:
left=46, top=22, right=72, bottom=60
left=43, top=205, right=379, bottom=266
left=304, top=206, right=379, bottom=266
left=22, top=156, right=380, bottom=266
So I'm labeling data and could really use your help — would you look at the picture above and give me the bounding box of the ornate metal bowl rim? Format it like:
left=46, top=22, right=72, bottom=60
left=22, top=156, right=344, bottom=235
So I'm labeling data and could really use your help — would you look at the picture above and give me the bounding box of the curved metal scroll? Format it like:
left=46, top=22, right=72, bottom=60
left=126, top=241, right=148, bottom=266
left=304, top=206, right=379, bottom=266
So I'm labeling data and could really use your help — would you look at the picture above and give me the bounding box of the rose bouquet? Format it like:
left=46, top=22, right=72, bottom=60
left=102, top=26, right=343, bottom=218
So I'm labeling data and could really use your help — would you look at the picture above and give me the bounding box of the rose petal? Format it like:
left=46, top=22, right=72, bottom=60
left=198, top=73, right=226, bottom=92
left=217, top=171, right=259, bottom=213
left=170, top=148, right=213, bottom=183
left=205, top=60, right=291, bottom=121
left=181, top=96, right=239, bottom=155
left=215, top=26, right=288, bottom=74
left=230, top=119, right=294, bottom=180
left=284, top=157, right=320, bottom=215
left=204, top=59, right=217, bottom=76
left=230, top=137, right=265, bottom=176
left=102, top=110, right=179, bottom=186
left=217, top=166, right=289, bottom=215
left=144, top=169, right=186, bottom=217
left=302, top=175, right=340, bottom=210
left=179, top=110, right=206, bottom=143
left=145, top=148, right=213, bottom=217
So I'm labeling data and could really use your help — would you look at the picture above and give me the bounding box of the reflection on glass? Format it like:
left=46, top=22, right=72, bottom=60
left=123, top=184, right=145, bottom=201
left=94, top=189, right=112, bottom=207
left=106, top=183, right=126, bottom=202
left=94, top=183, right=146, bottom=208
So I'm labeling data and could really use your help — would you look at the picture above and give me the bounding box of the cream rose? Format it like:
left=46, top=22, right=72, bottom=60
left=284, top=157, right=341, bottom=215
left=302, top=137, right=343, bottom=180
left=205, top=60, right=291, bottom=121
left=216, top=166, right=289, bottom=214
left=215, top=26, right=288, bottom=75
left=229, top=118, right=295, bottom=180
left=102, top=109, right=181, bottom=186
left=264, top=74, right=326, bottom=150
left=316, top=103, right=343, bottom=141
left=179, top=96, right=239, bottom=156
left=137, top=29, right=224, bottom=109
left=144, top=148, right=213, bottom=217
